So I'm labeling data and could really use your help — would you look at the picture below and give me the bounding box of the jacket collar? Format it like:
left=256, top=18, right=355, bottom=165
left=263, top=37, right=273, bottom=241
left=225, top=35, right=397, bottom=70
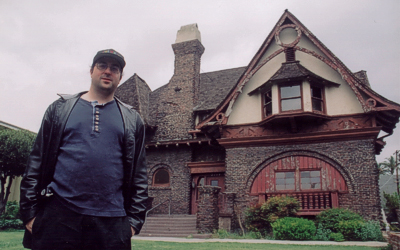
left=57, top=92, right=133, bottom=109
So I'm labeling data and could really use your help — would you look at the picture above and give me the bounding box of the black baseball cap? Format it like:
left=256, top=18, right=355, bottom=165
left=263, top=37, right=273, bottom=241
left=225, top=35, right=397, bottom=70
left=93, top=49, right=126, bottom=69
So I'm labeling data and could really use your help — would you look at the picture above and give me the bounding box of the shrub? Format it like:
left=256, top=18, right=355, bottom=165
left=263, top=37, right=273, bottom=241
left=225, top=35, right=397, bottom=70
left=245, top=203, right=269, bottom=236
left=261, top=196, right=300, bottom=223
left=272, top=217, right=316, bottom=240
left=0, top=201, right=23, bottom=230
left=335, top=219, right=364, bottom=241
left=357, top=221, right=385, bottom=242
left=245, top=196, right=300, bottom=236
left=315, top=208, right=364, bottom=233
left=314, top=223, right=332, bottom=241
left=329, top=232, right=345, bottom=242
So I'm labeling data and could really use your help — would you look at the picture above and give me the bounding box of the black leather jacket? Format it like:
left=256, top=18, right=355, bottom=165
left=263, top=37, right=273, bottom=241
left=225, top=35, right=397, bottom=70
left=20, top=92, right=148, bottom=233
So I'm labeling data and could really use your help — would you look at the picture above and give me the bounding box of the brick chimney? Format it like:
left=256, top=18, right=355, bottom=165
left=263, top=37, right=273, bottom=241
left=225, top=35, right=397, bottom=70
left=154, top=24, right=205, bottom=141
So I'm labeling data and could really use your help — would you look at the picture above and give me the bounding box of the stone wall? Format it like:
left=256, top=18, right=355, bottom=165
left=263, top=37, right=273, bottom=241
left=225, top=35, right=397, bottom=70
left=225, top=139, right=381, bottom=222
left=388, top=232, right=400, bottom=250
left=146, top=146, right=192, bottom=214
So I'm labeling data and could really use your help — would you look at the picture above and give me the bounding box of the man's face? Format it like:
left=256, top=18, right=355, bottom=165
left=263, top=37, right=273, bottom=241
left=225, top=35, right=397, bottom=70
left=90, top=57, right=122, bottom=95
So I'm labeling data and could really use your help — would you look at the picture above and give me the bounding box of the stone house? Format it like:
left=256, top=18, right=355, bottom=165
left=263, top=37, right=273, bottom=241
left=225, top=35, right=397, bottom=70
left=115, top=10, right=400, bottom=232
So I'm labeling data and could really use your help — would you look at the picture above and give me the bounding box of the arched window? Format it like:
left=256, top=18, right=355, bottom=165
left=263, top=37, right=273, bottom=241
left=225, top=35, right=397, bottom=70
left=153, top=169, right=170, bottom=187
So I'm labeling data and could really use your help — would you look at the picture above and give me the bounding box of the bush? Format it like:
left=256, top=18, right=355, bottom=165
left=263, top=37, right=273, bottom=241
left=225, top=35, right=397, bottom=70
left=329, top=232, right=345, bottom=242
left=0, top=201, right=23, bottom=230
left=245, top=196, right=300, bottom=236
left=272, top=217, right=316, bottom=240
left=315, top=208, right=364, bottom=233
left=335, top=219, right=364, bottom=241
left=314, top=223, right=332, bottom=241
left=261, top=196, right=300, bottom=223
left=357, top=221, right=385, bottom=242
left=245, top=203, right=269, bottom=236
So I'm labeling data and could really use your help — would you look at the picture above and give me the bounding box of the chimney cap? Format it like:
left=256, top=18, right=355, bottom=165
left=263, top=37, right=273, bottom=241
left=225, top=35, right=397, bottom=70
left=175, top=23, right=201, bottom=44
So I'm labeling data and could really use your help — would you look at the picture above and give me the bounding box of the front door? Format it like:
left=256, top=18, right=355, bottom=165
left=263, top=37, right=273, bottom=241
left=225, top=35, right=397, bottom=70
left=190, top=174, right=225, bottom=214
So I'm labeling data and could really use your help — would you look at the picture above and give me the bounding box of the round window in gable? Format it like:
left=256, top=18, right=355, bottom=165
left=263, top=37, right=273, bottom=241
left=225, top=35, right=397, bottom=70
left=153, top=169, right=170, bottom=187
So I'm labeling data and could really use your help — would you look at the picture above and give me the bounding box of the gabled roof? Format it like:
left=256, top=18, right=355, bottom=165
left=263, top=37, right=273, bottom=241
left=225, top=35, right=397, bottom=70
left=195, top=67, right=246, bottom=111
left=196, top=9, right=400, bottom=131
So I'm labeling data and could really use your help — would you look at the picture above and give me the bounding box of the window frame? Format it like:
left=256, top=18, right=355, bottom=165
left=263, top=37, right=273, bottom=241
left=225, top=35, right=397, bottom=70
left=275, top=170, right=296, bottom=191
left=278, top=82, right=303, bottom=113
left=262, top=89, right=273, bottom=118
left=299, top=170, right=322, bottom=191
left=274, top=169, right=322, bottom=192
left=152, top=168, right=171, bottom=187
left=310, top=85, right=326, bottom=114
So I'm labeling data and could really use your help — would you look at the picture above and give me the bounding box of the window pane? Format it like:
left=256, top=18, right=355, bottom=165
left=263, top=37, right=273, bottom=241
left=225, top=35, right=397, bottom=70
left=286, top=172, right=295, bottom=178
left=301, top=171, right=310, bottom=178
left=276, top=172, right=285, bottom=179
left=281, top=98, right=301, bottom=111
left=311, top=177, right=320, bottom=183
left=264, top=91, right=272, bottom=103
left=198, top=177, right=204, bottom=186
left=280, top=85, right=300, bottom=98
left=286, top=184, right=295, bottom=190
left=264, top=103, right=272, bottom=117
left=154, top=169, right=170, bottom=184
left=311, top=86, right=322, bottom=98
left=276, top=185, right=285, bottom=190
left=276, top=179, right=285, bottom=185
left=312, top=99, right=323, bottom=111
left=310, top=171, right=320, bottom=177
left=301, top=177, right=310, bottom=183
left=211, top=180, right=219, bottom=186
left=286, top=178, right=295, bottom=184
left=302, top=183, right=311, bottom=189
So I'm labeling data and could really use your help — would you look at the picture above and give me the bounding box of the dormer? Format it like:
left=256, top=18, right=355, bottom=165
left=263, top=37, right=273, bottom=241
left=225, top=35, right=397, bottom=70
left=248, top=61, right=340, bottom=125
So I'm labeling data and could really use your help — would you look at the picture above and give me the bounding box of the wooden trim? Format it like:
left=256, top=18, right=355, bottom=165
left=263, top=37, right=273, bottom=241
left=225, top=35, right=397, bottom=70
left=187, top=161, right=226, bottom=174
left=218, top=127, right=380, bottom=148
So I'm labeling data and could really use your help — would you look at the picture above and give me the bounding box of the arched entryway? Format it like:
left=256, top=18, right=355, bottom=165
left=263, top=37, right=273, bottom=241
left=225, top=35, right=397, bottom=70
left=250, top=155, right=348, bottom=215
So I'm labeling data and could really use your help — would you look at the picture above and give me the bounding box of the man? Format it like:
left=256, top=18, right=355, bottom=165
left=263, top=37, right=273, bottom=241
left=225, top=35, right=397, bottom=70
left=20, top=49, right=148, bottom=250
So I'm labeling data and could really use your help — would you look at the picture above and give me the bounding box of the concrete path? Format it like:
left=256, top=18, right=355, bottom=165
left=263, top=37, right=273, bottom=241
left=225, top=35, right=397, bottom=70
left=132, top=236, right=388, bottom=248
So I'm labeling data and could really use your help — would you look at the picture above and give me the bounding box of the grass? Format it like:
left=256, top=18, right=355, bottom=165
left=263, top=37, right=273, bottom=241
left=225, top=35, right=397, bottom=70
left=0, top=230, right=386, bottom=250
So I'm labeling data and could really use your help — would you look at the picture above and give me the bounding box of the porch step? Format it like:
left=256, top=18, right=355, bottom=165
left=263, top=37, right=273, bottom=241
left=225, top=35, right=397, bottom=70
left=140, top=215, right=202, bottom=238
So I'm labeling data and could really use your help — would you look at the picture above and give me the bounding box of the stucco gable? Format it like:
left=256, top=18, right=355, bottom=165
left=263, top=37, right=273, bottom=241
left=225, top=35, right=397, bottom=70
left=196, top=9, right=400, bottom=130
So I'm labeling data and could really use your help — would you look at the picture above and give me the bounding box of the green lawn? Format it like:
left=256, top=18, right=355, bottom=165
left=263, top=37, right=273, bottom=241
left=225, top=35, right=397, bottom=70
left=0, top=231, right=386, bottom=250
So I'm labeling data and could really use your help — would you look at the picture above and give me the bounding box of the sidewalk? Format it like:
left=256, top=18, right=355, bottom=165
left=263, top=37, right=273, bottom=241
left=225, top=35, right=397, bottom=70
left=132, top=236, right=388, bottom=248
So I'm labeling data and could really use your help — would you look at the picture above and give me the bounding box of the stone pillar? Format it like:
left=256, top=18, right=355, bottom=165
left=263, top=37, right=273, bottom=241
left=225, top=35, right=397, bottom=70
left=219, top=192, right=236, bottom=232
left=388, top=232, right=400, bottom=250
left=196, top=186, right=221, bottom=233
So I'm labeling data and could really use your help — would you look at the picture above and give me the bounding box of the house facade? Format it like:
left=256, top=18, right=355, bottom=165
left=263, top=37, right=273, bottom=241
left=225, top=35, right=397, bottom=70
left=115, top=10, right=400, bottom=232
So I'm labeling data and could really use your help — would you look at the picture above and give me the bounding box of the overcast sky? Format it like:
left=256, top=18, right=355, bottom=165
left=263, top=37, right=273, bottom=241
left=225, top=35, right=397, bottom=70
left=0, top=0, right=399, bottom=163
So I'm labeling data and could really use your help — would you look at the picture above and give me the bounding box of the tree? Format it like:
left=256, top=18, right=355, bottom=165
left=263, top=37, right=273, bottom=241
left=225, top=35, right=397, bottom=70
left=0, top=129, right=35, bottom=214
left=379, top=155, right=399, bottom=175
